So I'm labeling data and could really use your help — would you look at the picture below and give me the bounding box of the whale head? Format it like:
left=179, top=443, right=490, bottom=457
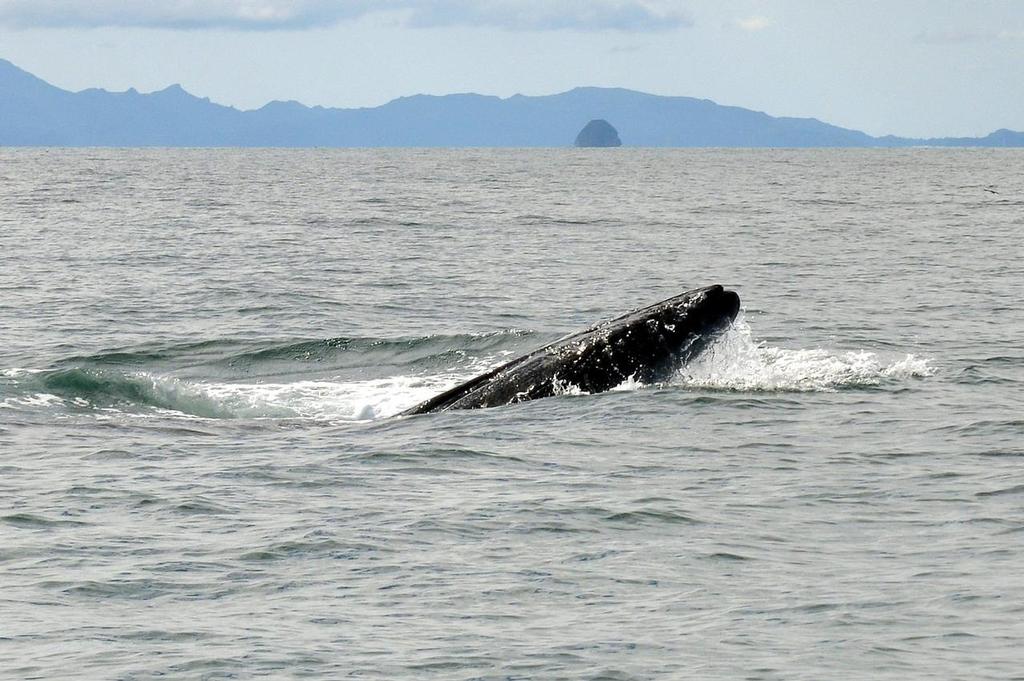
left=401, top=284, right=741, bottom=414
left=559, top=284, right=741, bottom=392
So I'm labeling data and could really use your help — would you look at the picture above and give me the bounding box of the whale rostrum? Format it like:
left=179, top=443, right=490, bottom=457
left=402, top=284, right=741, bottom=414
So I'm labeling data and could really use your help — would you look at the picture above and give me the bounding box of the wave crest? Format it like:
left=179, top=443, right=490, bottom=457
left=676, top=316, right=934, bottom=392
left=9, top=368, right=457, bottom=421
left=2, top=319, right=936, bottom=420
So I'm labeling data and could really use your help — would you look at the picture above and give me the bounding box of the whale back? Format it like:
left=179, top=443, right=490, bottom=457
left=402, top=285, right=740, bottom=414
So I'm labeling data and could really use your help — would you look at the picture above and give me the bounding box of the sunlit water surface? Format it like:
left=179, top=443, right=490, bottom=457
left=1, top=148, right=1022, bottom=680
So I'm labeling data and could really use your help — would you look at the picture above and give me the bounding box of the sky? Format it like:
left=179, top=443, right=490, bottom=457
left=0, top=0, right=1021, bottom=138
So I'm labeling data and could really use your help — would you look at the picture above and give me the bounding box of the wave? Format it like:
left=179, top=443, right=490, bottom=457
left=2, top=332, right=531, bottom=420
left=55, top=331, right=532, bottom=377
left=1, top=367, right=464, bottom=421
left=1, top=317, right=934, bottom=420
left=675, top=315, right=934, bottom=392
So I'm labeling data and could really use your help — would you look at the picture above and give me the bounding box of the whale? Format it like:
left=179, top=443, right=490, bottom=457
left=402, top=284, right=740, bottom=415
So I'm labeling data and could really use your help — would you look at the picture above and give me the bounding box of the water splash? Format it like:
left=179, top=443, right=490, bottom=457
left=1, top=319, right=936, bottom=420
left=676, top=315, right=934, bottom=392
left=198, top=375, right=458, bottom=421
left=1, top=367, right=464, bottom=421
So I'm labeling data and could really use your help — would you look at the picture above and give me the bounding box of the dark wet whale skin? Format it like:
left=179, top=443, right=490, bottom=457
left=402, top=285, right=741, bottom=414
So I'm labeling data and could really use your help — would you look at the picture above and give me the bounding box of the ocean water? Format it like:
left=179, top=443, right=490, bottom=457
left=1, top=148, right=1022, bottom=680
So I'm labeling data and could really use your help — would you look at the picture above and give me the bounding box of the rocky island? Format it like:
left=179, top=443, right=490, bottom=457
left=574, top=119, right=622, bottom=147
left=3, top=58, right=1024, bottom=147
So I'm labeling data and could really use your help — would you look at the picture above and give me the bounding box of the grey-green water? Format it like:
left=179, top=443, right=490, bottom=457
left=1, top=148, right=1022, bottom=680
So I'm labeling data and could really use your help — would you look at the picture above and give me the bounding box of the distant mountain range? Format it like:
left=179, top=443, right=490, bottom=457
left=2, top=58, right=1022, bottom=148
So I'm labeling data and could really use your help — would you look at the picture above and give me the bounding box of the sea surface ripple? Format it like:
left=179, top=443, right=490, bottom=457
left=1, top=148, right=1022, bottom=680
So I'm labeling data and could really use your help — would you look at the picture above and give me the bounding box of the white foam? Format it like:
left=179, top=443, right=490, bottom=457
left=0, top=392, right=64, bottom=410
left=551, top=374, right=586, bottom=396
left=0, top=323, right=936, bottom=419
left=611, top=374, right=644, bottom=392
left=1, top=368, right=45, bottom=378
left=676, top=315, right=935, bottom=392
left=881, top=354, right=935, bottom=379
left=197, top=374, right=461, bottom=421
left=0, top=371, right=467, bottom=421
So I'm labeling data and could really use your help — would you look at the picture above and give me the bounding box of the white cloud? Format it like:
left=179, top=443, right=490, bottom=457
left=406, top=0, right=691, bottom=32
left=0, top=0, right=694, bottom=32
left=735, top=15, right=773, bottom=32
left=0, top=1, right=371, bottom=30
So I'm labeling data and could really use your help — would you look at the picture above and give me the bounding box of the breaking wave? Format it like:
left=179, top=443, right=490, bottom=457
left=0, top=319, right=934, bottom=421
left=0, top=332, right=525, bottom=421
left=676, top=316, right=934, bottom=392
left=1, top=367, right=464, bottom=421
